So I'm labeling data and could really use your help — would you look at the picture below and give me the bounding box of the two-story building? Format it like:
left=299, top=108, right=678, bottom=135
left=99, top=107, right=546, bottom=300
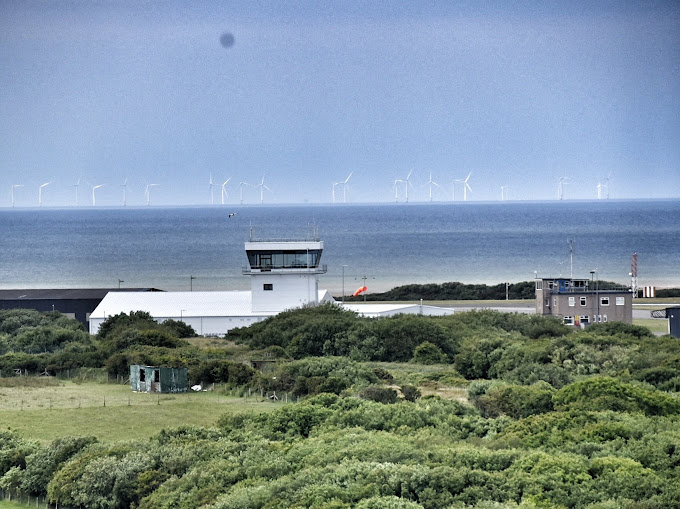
left=535, top=277, right=632, bottom=326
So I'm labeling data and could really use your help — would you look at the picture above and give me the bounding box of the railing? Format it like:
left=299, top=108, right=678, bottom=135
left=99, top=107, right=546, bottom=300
left=247, top=237, right=321, bottom=242
left=242, top=264, right=328, bottom=274
left=549, top=286, right=632, bottom=294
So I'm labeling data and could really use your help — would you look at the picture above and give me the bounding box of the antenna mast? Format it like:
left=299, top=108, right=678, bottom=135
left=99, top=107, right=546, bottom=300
left=631, top=252, right=638, bottom=298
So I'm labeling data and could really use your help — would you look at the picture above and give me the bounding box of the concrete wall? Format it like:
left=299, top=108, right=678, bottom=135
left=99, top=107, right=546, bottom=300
left=250, top=272, right=319, bottom=312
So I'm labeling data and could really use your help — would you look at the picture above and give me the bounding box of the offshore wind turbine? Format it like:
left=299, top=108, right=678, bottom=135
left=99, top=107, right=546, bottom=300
left=423, top=173, right=441, bottom=202
left=603, top=171, right=612, bottom=199
left=145, top=184, right=159, bottom=206
left=38, top=182, right=51, bottom=207
left=238, top=181, right=249, bottom=205
left=221, top=177, right=232, bottom=205
left=121, top=178, right=129, bottom=206
left=452, top=173, right=472, bottom=201
left=557, top=177, right=569, bottom=200
left=209, top=174, right=217, bottom=205
left=73, top=178, right=82, bottom=206
left=91, top=184, right=104, bottom=206
left=501, top=185, right=510, bottom=201
left=255, top=175, right=271, bottom=204
left=332, top=172, right=353, bottom=203
left=393, top=178, right=403, bottom=202
left=10, top=184, right=23, bottom=207
left=403, top=170, right=413, bottom=202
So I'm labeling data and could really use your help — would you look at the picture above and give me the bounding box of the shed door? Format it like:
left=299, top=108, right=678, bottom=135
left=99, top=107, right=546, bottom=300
left=151, top=369, right=161, bottom=393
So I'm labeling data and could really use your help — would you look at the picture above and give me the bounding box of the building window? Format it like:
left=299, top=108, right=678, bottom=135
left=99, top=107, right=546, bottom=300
left=580, top=296, right=587, bottom=306
left=535, top=280, right=543, bottom=290
left=563, top=316, right=574, bottom=325
left=544, top=299, right=550, bottom=307
left=580, top=315, right=590, bottom=324
left=616, top=297, right=625, bottom=306
left=154, top=370, right=160, bottom=383
left=601, top=297, right=609, bottom=306
left=569, top=297, right=575, bottom=307
left=553, top=297, right=557, bottom=306
left=140, top=369, right=146, bottom=382
left=603, top=314, right=608, bottom=322
left=263, top=284, right=273, bottom=291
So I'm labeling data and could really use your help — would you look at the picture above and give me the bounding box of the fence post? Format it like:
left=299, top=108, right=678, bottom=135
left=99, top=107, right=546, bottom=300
left=103, top=396, right=106, bottom=407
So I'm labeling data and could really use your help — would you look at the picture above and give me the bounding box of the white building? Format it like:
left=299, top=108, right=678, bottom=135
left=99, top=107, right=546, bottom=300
left=89, top=236, right=453, bottom=335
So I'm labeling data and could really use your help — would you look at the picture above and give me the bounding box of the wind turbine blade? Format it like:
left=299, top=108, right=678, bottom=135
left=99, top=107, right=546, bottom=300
left=264, top=184, right=272, bottom=192
left=345, top=172, right=353, bottom=183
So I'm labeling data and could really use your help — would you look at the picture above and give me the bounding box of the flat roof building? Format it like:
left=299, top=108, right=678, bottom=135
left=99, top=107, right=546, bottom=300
left=535, top=277, right=633, bottom=326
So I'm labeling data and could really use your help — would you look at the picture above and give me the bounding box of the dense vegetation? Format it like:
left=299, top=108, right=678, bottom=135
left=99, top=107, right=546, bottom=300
left=341, top=280, right=629, bottom=301
left=2, top=306, right=680, bottom=508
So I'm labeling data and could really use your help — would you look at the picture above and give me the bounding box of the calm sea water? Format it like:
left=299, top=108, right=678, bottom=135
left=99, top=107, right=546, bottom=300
left=1, top=201, right=679, bottom=293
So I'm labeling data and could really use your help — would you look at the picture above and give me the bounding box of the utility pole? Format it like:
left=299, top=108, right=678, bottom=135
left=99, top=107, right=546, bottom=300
left=190, top=275, right=196, bottom=292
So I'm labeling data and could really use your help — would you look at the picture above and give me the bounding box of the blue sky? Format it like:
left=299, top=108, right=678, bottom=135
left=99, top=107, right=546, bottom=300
left=1, top=0, right=678, bottom=206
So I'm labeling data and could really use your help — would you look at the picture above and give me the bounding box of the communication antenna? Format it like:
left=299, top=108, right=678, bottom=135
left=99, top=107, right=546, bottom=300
left=631, top=252, right=638, bottom=298
left=568, top=239, right=574, bottom=279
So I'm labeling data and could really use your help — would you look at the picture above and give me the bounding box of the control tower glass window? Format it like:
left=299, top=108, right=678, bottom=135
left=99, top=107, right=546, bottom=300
left=247, top=250, right=321, bottom=270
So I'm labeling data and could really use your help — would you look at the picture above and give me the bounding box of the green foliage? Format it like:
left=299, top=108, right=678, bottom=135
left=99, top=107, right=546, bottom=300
left=343, top=280, right=536, bottom=301
left=161, top=319, right=197, bottom=338
left=0, top=431, right=38, bottom=476
left=472, top=382, right=555, bottom=419
left=20, top=436, right=98, bottom=496
left=360, top=385, right=399, bottom=404
left=401, top=385, right=421, bottom=402
left=411, top=342, right=447, bottom=364
left=553, top=377, right=680, bottom=416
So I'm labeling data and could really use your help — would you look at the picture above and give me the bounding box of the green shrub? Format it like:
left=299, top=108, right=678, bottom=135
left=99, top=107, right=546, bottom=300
left=411, top=342, right=448, bottom=364
left=359, top=385, right=399, bottom=404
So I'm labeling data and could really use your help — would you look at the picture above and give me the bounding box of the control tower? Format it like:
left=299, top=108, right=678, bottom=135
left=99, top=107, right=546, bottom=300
left=243, top=235, right=327, bottom=313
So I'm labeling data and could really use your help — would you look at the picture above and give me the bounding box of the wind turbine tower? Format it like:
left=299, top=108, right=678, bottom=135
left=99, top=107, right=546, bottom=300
left=557, top=177, right=569, bottom=200
left=501, top=185, right=509, bottom=201
left=403, top=170, right=414, bottom=202
left=255, top=176, right=271, bottom=204
left=393, top=178, right=403, bottom=202
left=604, top=172, right=612, bottom=199
left=73, top=178, right=81, bottom=206
left=332, top=172, right=353, bottom=203
left=10, top=184, right=23, bottom=207
left=209, top=174, right=217, bottom=205
left=221, top=178, right=232, bottom=205
left=38, top=182, right=51, bottom=207
left=145, top=184, right=159, bottom=206
left=92, top=185, right=104, bottom=206
left=423, top=173, right=441, bottom=202
left=121, top=178, right=129, bottom=206
left=238, top=181, right=249, bottom=205
left=452, top=173, right=472, bottom=201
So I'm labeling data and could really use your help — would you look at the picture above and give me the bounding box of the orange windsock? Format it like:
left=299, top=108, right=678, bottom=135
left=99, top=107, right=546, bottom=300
left=353, top=286, right=367, bottom=297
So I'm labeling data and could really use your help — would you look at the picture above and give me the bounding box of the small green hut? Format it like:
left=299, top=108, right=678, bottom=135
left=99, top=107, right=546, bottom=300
left=129, top=365, right=188, bottom=393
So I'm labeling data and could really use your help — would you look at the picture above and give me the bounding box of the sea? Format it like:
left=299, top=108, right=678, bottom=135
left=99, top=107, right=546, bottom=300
left=1, top=200, right=679, bottom=294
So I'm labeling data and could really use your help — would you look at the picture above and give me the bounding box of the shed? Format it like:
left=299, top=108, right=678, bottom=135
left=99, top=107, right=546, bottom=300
left=667, top=307, right=680, bottom=339
left=129, top=365, right=188, bottom=393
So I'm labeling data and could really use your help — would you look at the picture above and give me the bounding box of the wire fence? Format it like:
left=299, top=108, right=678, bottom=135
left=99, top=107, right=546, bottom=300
left=0, top=370, right=296, bottom=411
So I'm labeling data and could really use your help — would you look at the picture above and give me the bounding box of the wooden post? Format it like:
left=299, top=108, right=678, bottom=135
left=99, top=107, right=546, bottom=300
left=103, top=396, right=106, bottom=407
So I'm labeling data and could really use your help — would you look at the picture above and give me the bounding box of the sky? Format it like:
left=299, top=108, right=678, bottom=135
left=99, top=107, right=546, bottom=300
left=1, top=0, right=679, bottom=206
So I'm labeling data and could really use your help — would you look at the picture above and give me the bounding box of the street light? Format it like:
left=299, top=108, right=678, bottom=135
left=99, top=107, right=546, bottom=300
left=118, top=279, right=124, bottom=289
left=341, top=265, right=348, bottom=304
left=190, top=275, right=196, bottom=291
left=180, top=309, right=186, bottom=321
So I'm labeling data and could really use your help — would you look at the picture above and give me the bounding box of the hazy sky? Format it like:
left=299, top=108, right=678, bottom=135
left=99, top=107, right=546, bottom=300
left=1, top=0, right=678, bottom=206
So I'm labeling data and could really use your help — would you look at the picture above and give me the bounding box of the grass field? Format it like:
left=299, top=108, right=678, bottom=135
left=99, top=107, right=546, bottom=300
left=0, top=500, right=35, bottom=509
left=633, top=318, right=670, bottom=334
left=0, top=379, right=281, bottom=443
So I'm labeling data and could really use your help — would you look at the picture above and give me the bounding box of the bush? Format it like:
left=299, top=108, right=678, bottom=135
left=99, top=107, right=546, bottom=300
left=553, top=377, right=680, bottom=416
left=401, top=385, right=421, bottom=402
left=359, top=385, right=398, bottom=404
left=411, top=342, right=448, bottom=364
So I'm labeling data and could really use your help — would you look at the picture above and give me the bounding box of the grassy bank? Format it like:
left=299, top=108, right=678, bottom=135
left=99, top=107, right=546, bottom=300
left=0, top=379, right=281, bottom=443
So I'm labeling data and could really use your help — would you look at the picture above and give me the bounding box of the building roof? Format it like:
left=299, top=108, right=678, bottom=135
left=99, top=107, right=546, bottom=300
left=90, top=289, right=334, bottom=320
left=341, top=303, right=454, bottom=317
left=0, top=288, right=161, bottom=301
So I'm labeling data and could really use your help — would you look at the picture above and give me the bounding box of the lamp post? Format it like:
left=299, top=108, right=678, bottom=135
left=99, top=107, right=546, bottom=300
left=180, top=310, right=186, bottom=321
left=341, top=265, right=347, bottom=304
left=118, top=279, right=124, bottom=289
left=190, top=275, right=196, bottom=292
